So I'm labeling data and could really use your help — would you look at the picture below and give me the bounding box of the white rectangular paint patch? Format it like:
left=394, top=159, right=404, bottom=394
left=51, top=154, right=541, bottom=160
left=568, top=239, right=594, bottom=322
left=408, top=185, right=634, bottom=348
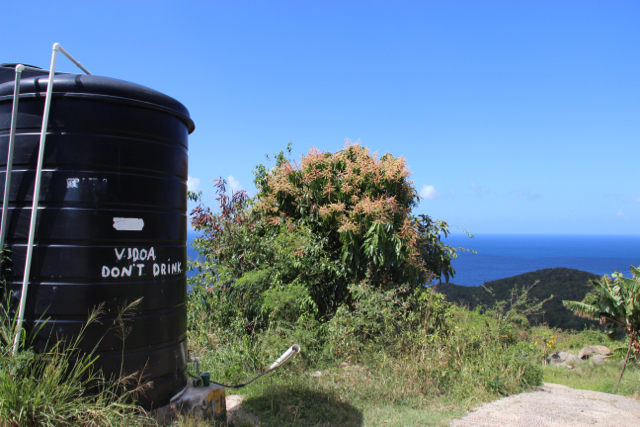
left=113, top=217, right=144, bottom=231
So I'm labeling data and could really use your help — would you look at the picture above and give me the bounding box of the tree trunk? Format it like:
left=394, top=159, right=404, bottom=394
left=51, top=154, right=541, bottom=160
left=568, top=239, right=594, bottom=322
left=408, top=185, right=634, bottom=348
left=613, top=337, right=634, bottom=394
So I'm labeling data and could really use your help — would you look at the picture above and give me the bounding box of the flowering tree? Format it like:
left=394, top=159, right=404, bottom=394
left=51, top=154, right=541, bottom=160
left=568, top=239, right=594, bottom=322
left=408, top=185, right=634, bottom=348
left=190, top=141, right=468, bottom=321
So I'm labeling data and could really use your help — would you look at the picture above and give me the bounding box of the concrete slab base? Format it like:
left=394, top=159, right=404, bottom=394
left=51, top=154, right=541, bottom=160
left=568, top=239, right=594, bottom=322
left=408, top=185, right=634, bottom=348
left=153, top=383, right=226, bottom=425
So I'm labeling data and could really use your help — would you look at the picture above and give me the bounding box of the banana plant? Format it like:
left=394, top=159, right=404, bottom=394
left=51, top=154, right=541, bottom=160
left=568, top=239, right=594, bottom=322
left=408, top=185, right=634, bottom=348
left=563, top=265, right=640, bottom=394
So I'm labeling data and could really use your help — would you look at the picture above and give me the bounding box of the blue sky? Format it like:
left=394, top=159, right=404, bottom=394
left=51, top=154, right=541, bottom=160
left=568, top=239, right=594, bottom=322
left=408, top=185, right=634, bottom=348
left=2, top=1, right=638, bottom=234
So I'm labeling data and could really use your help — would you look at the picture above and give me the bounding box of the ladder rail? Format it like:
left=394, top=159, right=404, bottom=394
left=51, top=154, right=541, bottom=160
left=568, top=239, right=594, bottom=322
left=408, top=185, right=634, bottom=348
left=11, top=43, right=91, bottom=354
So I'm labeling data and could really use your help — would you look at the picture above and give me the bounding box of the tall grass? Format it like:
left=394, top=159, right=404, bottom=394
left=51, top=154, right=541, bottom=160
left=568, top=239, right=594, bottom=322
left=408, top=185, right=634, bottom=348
left=0, top=292, right=156, bottom=426
left=186, top=281, right=545, bottom=425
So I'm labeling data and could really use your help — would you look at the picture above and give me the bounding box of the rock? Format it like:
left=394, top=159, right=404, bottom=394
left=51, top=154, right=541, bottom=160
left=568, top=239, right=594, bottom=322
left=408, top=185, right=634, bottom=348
left=578, top=345, right=612, bottom=360
left=549, top=352, right=583, bottom=369
left=549, top=351, right=581, bottom=366
left=550, top=351, right=570, bottom=365
left=589, top=354, right=607, bottom=365
left=566, top=354, right=582, bottom=365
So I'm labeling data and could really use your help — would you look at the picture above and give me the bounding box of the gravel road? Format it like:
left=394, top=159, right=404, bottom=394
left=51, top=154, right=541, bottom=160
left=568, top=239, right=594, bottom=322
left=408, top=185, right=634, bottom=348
left=450, top=383, right=640, bottom=427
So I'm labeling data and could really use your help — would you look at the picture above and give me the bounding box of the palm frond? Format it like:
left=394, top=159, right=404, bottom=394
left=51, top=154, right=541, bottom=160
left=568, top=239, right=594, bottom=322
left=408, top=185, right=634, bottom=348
left=562, top=300, right=598, bottom=319
left=608, top=345, right=629, bottom=362
left=619, top=276, right=640, bottom=295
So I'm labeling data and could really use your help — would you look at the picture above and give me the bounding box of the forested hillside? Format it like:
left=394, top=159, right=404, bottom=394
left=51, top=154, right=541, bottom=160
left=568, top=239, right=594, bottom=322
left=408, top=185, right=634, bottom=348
left=434, top=268, right=601, bottom=331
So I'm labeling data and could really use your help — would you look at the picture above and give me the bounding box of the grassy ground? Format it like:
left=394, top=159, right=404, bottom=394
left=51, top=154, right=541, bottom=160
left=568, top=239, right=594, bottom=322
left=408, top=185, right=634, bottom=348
left=543, top=361, right=640, bottom=400
left=210, top=359, right=640, bottom=427
left=175, top=354, right=474, bottom=427
left=236, top=366, right=469, bottom=427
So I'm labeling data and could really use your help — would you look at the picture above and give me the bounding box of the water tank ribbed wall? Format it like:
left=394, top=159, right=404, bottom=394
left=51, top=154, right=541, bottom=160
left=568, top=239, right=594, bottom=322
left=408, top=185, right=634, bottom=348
left=0, top=70, right=195, bottom=409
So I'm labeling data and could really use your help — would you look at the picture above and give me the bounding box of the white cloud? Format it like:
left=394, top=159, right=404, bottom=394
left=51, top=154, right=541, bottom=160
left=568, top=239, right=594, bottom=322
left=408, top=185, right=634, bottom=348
left=471, top=182, right=490, bottom=196
left=613, top=194, right=640, bottom=203
left=227, top=174, right=243, bottom=193
left=187, top=175, right=200, bottom=192
left=617, top=209, right=625, bottom=217
left=419, top=185, right=440, bottom=200
left=512, top=189, right=543, bottom=200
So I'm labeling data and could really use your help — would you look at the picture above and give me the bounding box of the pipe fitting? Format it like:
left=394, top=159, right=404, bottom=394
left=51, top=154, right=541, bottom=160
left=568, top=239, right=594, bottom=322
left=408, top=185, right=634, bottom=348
left=187, top=355, right=201, bottom=375
left=269, top=344, right=301, bottom=370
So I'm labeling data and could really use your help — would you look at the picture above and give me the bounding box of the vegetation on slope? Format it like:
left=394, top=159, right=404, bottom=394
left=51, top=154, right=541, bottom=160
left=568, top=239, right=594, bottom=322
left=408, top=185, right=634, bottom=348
left=434, top=267, right=601, bottom=331
left=187, top=280, right=545, bottom=426
left=185, top=143, right=549, bottom=425
left=183, top=142, right=638, bottom=425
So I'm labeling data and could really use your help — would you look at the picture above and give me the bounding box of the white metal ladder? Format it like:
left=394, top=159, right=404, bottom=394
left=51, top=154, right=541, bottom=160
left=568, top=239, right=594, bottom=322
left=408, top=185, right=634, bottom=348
left=0, top=43, right=91, bottom=354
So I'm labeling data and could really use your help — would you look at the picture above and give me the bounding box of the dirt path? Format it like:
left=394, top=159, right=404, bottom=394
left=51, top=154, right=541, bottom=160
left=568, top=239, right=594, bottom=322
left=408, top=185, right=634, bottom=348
left=450, top=383, right=640, bottom=427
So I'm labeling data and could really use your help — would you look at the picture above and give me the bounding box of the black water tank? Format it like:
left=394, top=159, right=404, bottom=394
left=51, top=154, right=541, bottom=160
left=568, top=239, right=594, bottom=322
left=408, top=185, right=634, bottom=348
left=0, top=68, right=195, bottom=409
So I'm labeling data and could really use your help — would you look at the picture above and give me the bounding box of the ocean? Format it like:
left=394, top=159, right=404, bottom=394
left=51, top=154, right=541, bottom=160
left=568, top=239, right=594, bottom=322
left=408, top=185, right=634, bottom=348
left=187, top=232, right=640, bottom=287
left=442, top=234, right=640, bottom=287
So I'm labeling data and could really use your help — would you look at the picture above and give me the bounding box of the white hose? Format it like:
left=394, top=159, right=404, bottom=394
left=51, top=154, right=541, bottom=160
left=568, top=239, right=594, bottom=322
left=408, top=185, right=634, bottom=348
left=200, top=344, right=301, bottom=389
left=269, top=344, right=301, bottom=369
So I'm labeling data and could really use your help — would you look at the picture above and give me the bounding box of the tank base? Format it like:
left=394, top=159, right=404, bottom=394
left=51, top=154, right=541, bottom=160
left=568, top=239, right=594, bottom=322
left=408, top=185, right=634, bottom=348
left=152, top=383, right=226, bottom=424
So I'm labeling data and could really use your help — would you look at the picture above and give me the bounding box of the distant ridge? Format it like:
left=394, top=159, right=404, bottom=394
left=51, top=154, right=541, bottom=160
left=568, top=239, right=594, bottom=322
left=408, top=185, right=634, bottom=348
left=433, top=267, right=601, bottom=331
